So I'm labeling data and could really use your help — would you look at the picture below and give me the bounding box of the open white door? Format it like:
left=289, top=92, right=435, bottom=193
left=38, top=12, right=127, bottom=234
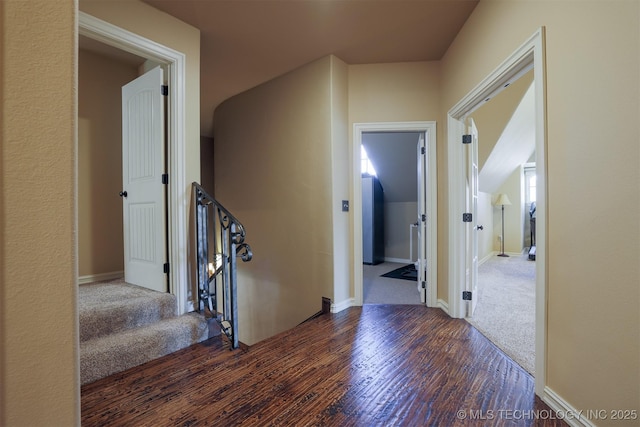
left=121, top=66, right=167, bottom=293
left=416, top=133, right=427, bottom=303
left=465, top=119, right=480, bottom=316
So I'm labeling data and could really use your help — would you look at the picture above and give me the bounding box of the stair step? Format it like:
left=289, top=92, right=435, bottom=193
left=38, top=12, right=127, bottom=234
left=78, top=281, right=177, bottom=342
left=80, top=313, right=208, bottom=385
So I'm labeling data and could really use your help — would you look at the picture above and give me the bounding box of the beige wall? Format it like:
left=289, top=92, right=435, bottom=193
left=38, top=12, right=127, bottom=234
left=1, top=0, right=79, bottom=425
left=213, top=56, right=336, bottom=345
left=441, top=0, right=639, bottom=419
left=78, top=49, right=138, bottom=277
left=493, top=167, right=524, bottom=254
left=347, top=61, right=445, bottom=298
left=329, top=56, right=351, bottom=306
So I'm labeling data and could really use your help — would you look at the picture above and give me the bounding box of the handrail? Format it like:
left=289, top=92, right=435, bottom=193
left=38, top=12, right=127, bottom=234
left=193, top=182, right=252, bottom=349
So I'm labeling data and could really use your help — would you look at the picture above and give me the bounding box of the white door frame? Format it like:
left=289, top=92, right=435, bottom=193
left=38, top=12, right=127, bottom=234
left=79, top=12, right=191, bottom=314
left=353, top=121, right=437, bottom=308
left=447, top=28, right=547, bottom=395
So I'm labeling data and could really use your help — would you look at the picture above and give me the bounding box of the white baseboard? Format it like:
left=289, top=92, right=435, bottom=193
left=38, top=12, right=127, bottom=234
left=479, top=251, right=497, bottom=265
left=542, top=386, right=595, bottom=427
left=384, top=257, right=412, bottom=264
left=437, top=299, right=449, bottom=315
left=331, top=298, right=354, bottom=313
left=78, top=271, right=124, bottom=285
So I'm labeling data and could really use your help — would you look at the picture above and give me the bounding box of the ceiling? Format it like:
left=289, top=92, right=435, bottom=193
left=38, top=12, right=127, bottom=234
left=476, top=81, right=535, bottom=194
left=141, top=0, right=479, bottom=137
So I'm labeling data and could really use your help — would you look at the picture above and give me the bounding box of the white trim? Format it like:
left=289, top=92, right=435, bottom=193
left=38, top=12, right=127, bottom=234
left=447, top=115, right=466, bottom=319
left=78, top=271, right=124, bottom=285
left=447, top=28, right=547, bottom=397
left=437, top=299, right=450, bottom=315
left=331, top=298, right=354, bottom=314
left=542, top=387, right=594, bottom=427
left=384, top=257, right=412, bottom=264
left=353, top=121, right=438, bottom=308
left=79, top=13, right=191, bottom=314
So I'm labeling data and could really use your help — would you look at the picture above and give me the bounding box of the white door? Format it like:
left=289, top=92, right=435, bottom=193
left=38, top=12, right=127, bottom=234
left=121, top=66, right=167, bottom=292
left=416, top=133, right=427, bottom=303
left=465, top=119, right=480, bottom=316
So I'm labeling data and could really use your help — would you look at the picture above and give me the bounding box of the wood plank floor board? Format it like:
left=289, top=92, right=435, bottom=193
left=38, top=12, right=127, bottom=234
left=82, top=305, right=565, bottom=426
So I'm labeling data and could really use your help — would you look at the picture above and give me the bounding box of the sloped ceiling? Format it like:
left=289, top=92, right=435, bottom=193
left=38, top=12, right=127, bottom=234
left=362, top=132, right=421, bottom=203
left=141, top=0, right=479, bottom=137
left=475, top=81, right=536, bottom=194
left=472, top=70, right=534, bottom=170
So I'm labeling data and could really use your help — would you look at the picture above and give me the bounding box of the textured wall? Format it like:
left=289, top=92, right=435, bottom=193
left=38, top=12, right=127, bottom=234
left=441, top=0, right=640, bottom=419
left=1, top=0, right=79, bottom=424
left=214, top=56, right=335, bottom=345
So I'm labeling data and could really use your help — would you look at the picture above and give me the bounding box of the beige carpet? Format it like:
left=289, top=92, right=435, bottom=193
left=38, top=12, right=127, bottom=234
left=466, top=253, right=535, bottom=375
left=79, top=279, right=208, bottom=385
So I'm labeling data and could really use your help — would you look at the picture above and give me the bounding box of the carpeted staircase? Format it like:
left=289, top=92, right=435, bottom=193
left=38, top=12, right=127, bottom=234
left=79, top=279, right=209, bottom=385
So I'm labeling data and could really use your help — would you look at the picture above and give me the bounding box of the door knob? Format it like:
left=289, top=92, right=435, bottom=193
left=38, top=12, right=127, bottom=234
left=119, top=191, right=128, bottom=198
left=476, top=225, right=484, bottom=230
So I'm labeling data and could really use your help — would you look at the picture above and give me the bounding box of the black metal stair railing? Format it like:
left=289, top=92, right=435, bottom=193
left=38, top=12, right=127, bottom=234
left=193, top=182, right=252, bottom=349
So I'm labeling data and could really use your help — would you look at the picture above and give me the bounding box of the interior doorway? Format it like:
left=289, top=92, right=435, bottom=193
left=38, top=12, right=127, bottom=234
left=360, top=131, right=421, bottom=305
left=352, top=121, right=437, bottom=308
left=78, top=12, right=191, bottom=313
left=462, top=71, right=538, bottom=375
left=447, top=28, right=546, bottom=394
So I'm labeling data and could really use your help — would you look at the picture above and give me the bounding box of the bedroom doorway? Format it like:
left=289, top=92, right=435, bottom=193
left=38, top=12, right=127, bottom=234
left=447, top=28, right=546, bottom=394
left=463, top=72, right=538, bottom=375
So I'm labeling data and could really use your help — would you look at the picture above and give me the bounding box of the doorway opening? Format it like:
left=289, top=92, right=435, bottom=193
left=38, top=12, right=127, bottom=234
left=360, top=131, right=421, bottom=305
left=447, top=28, right=546, bottom=394
left=352, top=122, right=437, bottom=309
left=464, top=69, right=537, bottom=375
left=78, top=12, right=191, bottom=314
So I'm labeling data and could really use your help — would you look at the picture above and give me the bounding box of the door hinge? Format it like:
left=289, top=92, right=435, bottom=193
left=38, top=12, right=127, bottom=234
left=421, top=214, right=427, bottom=222
left=163, top=263, right=170, bottom=274
left=162, top=173, right=169, bottom=184
left=421, top=146, right=426, bottom=155
left=161, top=85, right=168, bottom=96
left=462, top=291, right=472, bottom=300
left=421, top=281, right=426, bottom=289
left=462, top=134, right=472, bottom=144
left=462, top=213, right=473, bottom=222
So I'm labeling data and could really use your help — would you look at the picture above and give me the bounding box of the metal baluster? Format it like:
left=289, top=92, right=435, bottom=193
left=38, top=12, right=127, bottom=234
left=192, top=182, right=251, bottom=350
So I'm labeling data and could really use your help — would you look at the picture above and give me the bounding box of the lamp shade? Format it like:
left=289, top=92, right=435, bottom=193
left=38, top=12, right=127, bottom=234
left=495, top=193, right=512, bottom=206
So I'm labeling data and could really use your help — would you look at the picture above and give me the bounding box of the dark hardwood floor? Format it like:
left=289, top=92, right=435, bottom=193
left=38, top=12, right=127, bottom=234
left=82, top=305, right=565, bottom=426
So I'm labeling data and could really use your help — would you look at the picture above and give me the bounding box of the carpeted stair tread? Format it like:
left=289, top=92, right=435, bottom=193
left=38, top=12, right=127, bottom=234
left=78, top=281, right=177, bottom=342
left=80, top=313, right=208, bottom=385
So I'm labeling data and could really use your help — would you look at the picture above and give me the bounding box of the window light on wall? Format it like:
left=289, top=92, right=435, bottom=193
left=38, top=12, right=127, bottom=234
left=361, top=145, right=377, bottom=176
